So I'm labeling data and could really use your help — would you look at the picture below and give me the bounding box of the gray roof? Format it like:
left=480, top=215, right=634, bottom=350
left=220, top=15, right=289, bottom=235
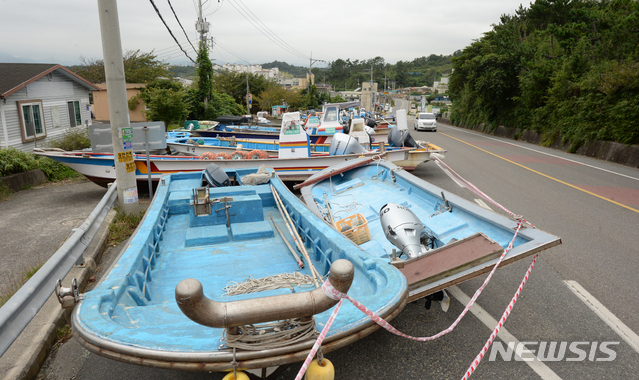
left=0, top=63, right=100, bottom=98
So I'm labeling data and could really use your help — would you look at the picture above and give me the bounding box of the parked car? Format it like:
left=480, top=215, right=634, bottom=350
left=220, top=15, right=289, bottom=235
left=415, top=112, right=437, bottom=131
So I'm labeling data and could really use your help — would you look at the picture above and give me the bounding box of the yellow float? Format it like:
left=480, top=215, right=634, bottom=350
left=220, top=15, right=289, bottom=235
left=305, top=358, right=335, bottom=380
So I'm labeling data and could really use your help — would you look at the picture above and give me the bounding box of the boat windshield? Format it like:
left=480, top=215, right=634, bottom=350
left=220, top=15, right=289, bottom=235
left=324, top=108, right=338, bottom=122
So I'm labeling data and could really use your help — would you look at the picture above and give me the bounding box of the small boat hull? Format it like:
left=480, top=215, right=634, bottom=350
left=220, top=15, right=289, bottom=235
left=72, top=166, right=408, bottom=371
left=300, top=159, right=561, bottom=301
left=34, top=148, right=438, bottom=188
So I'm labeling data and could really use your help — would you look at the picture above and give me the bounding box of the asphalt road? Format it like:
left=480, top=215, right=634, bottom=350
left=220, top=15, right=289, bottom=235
left=0, top=179, right=107, bottom=286
left=37, top=104, right=639, bottom=379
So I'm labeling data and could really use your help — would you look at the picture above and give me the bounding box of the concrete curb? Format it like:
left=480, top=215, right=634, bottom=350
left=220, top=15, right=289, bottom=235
left=0, top=209, right=116, bottom=380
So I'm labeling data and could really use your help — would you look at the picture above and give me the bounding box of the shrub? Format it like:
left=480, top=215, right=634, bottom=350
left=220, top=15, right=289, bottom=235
left=0, top=148, right=39, bottom=177
left=0, top=148, right=80, bottom=182
left=44, top=128, right=91, bottom=151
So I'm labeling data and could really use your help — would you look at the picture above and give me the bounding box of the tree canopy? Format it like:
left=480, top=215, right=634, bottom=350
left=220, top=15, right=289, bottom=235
left=71, top=50, right=170, bottom=84
left=449, top=0, right=639, bottom=146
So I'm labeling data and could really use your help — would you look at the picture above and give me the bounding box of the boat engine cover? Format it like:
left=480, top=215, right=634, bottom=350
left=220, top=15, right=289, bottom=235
left=388, top=126, right=418, bottom=148
left=329, top=133, right=367, bottom=155
left=380, top=203, right=431, bottom=259
left=204, top=163, right=231, bottom=187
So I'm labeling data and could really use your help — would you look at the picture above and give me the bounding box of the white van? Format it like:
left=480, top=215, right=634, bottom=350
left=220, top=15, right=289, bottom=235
left=415, top=112, right=437, bottom=132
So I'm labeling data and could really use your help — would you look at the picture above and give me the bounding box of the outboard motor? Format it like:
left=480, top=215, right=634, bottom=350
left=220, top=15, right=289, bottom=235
left=203, top=163, right=231, bottom=187
left=380, top=203, right=434, bottom=259
left=329, top=133, right=367, bottom=155
left=388, top=126, right=418, bottom=148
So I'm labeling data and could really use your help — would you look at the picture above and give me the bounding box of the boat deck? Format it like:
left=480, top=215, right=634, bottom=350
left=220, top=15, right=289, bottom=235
left=73, top=169, right=407, bottom=357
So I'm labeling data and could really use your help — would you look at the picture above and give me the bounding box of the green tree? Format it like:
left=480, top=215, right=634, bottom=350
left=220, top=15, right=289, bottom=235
left=188, top=45, right=246, bottom=120
left=213, top=72, right=275, bottom=113
left=134, top=79, right=189, bottom=129
left=72, top=50, right=170, bottom=83
left=449, top=0, right=639, bottom=145
left=255, top=87, right=302, bottom=111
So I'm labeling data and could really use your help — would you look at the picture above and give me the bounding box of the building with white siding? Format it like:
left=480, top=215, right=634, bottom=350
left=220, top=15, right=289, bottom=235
left=0, top=63, right=99, bottom=151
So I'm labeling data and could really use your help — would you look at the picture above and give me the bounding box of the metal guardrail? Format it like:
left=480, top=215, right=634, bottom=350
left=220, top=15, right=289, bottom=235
left=0, top=182, right=118, bottom=357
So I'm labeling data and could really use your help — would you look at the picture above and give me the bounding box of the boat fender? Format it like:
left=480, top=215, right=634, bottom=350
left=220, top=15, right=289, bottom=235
left=305, top=358, right=334, bottom=380
left=222, top=371, right=249, bottom=380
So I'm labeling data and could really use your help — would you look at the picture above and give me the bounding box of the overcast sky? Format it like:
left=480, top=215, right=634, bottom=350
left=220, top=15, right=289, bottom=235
left=1, top=0, right=529, bottom=68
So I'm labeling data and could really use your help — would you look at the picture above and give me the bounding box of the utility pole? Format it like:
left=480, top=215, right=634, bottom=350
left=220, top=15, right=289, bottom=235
left=196, top=0, right=209, bottom=49
left=308, top=52, right=325, bottom=93
left=97, top=0, right=139, bottom=215
left=246, top=73, right=250, bottom=115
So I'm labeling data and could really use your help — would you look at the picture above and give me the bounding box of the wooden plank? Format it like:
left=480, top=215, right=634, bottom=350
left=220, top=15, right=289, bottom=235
left=399, top=233, right=503, bottom=294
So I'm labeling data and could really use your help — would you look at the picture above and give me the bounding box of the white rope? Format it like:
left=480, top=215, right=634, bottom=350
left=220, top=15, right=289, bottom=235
left=222, top=272, right=317, bottom=296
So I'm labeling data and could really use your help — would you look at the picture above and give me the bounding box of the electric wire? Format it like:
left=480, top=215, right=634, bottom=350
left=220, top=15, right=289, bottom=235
left=148, top=0, right=196, bottom=64
left=226, top=0, right=308, bottom=60
left=235, top=0, right=307, bottom=59
left=167, top=0, right=197, bottom=54
left=215, top=40, right=252, bottom=64
left=204, top=0, right=224, bottom=17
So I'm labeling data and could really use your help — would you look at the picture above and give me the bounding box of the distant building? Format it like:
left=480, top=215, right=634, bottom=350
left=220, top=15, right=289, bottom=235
left=92, top=83, right=148, bottom=123
left=0, top=63, right=99, bottom=151
left=360, top=82, right=378, bottom=112
left=221, top=64, right=280, bottom=80
left=433, top=76, right=449, bottom=92
left=277, top=73, right=314, bottom=90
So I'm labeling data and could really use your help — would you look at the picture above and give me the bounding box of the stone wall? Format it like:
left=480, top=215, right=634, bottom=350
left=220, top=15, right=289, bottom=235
left=0, top=169, right=47, bottom=192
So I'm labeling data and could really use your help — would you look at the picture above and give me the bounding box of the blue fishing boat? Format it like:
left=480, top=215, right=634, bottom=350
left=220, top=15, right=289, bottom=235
left=298, top=158, right=561, bottom=302
left=71, top=164, right=408, bottom=373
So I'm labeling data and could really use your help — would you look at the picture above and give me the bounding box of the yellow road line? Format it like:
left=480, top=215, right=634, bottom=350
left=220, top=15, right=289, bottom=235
left=440, top=132, right=639, bottom=214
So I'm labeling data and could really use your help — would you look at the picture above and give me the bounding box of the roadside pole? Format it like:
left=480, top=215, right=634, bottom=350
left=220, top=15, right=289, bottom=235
left=97, top=0, right=140, bottom=215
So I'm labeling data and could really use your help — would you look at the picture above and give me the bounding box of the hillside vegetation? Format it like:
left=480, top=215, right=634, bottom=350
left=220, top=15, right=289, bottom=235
left=449, top=0, right=639, bottom=147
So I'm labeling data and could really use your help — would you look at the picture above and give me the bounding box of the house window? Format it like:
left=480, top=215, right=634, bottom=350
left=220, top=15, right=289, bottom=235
left=67, top=100, right=82, bottom=127
left=18, top=100, right=46, bottom=142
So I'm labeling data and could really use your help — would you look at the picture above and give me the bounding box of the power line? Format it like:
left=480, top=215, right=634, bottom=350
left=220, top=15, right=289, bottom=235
left=167, top=0, right=197, bottom=54
left=235, top=0, right=307, bottom=59
left=148, top=0, right=196, bottom=64
left=204, top=0, right=224, bottom=17
left=215, top=40, right=252, bottom=64
left=226, top=0, right=308, bottom=60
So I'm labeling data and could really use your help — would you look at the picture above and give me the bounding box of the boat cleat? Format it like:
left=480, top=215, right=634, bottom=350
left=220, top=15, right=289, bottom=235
left=55, top=278, right=83, bottom=309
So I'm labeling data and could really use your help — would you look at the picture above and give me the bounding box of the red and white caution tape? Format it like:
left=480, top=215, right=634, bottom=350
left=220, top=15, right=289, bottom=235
left=433, top=156, right=535, bottom=228
left=295, top=157, right=543, bottom=379
left=295, top=220, right=528, bottom=380
left=461, top=252, right=539, bottom=379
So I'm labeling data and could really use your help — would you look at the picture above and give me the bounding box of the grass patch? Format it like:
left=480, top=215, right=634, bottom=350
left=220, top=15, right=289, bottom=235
left=0, top=184, right=12, bottom=202
left=36, top=157, right=81, bottom=182
left=55, top=323, right=73, bottom=345
left=0, top=259, right=44, bottom=308
left=107, top=207, right=145, bottom=247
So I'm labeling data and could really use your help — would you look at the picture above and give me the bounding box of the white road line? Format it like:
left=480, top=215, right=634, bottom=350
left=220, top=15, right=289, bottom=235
left=474, top=199, right=493, bottom=211
left=448, top=286, right=562, bottom=380
left=564, top=280, right=639, bottom=354
left=440, top=124, right=639, bottom=182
